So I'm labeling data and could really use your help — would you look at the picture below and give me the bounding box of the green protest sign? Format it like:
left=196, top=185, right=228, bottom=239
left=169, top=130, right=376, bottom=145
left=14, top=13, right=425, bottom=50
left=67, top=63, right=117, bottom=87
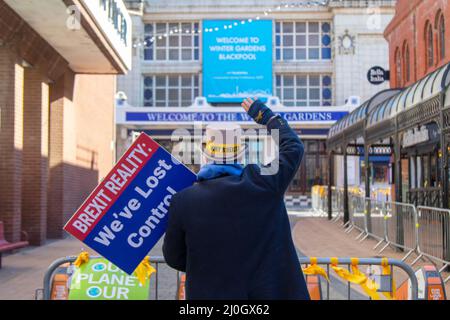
left=69, top=258, right=151, bottom=300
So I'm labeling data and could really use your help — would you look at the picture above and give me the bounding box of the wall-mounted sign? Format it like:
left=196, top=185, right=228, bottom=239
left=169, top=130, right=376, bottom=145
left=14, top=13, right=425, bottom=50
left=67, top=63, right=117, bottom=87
left=367, top=66, right=389, bottom=85
left=202, top=20, right=273, bottom=103
left=81, top=0, right=132, bottom=70
left=402, top=126, right=430, bottom=148
left=125, top=111, right=348, bottom=123
left=346, top=145, right=392, bottom=156
left=98, top=0, right=128, bottom=45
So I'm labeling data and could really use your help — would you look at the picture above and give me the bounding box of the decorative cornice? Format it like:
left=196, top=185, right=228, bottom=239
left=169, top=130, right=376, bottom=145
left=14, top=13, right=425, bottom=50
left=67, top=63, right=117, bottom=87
left=329, top=0, right=396, bottom=8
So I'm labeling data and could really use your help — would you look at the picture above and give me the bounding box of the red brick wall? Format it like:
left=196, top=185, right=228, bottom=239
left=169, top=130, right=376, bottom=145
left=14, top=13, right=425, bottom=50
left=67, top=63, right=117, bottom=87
left=47, top=71, right=116, bottom=239
left=385, top=0, right=450, bottom=87
left=62, top=73, right=115, bottom=231
left=0, top=1, right=117, bottom=243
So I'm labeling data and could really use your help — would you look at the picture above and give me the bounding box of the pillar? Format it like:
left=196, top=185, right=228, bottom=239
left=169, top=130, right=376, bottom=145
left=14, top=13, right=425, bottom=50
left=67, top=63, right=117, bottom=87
left=394, top=134, right=404, bottom=248
left=440, top=129, right=449, bottom=208
left=365, top=144, right=372, bottom=233
left=21, top=67, right=49, bottom=245
left=0, top=47, right=24, bottom=242
left=47, top=73, right=66, bottom=239
left=343, top=148, right=349, bottom=224
left=327, top=151, right=333, bottom=220
left=394, top=136, right=403, bottom=203
left=439, top=96, right=449, bottom=266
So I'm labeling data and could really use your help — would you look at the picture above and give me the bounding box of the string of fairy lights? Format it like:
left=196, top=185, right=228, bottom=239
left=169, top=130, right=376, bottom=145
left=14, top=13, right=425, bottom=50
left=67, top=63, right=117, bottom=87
left=132, top=1, right=330, bottom=48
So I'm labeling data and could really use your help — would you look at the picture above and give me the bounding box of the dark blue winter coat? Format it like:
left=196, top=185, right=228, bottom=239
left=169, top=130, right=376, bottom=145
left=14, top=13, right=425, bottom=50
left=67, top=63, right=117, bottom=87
left=162, top=112, right=310, bottom=300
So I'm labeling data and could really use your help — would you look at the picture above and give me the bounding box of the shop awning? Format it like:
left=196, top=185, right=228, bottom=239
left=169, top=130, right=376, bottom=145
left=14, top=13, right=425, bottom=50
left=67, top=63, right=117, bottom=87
left=327, top=89, right=401, bottom=149
left=367, top=62, right=450, bottom=129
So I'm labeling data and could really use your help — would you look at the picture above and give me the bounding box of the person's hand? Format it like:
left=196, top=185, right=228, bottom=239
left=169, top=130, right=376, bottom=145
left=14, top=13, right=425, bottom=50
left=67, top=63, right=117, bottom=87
left=242, top=97, right=275, bottom=125
left=241, top=97, right=258, bottom=112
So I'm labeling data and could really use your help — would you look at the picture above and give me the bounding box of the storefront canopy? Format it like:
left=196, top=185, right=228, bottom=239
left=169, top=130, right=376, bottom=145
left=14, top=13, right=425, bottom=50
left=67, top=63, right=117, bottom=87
left=367, top=63, right=450, bottom=128
left=327, top=89, right=401, bottom=149
left=328, top=62, right=450, bottom=152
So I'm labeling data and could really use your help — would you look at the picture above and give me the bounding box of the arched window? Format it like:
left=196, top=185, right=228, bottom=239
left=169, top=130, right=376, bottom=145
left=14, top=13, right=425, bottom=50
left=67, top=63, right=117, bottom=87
left=425, top=21, right=434, bottom=68
left=437, top=12, right=446, bottom=61
left=395, top=47, right=402, bottom=87
left=402, top=42, right=411, bottom=83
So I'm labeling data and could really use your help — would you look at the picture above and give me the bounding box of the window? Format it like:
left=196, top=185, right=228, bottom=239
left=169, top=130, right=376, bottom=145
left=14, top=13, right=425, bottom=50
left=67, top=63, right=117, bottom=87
left=143, top=75, right=199, bottom=107
left=275, top=74, right=332, bottom=106
left=436, top=12, right=446, bottom=61
left=288, top=140, right=328, bottom=194
left=425, top=21, right=434, bottom=68
left=144, top=22, right=200, bottom=61
left=395, top=47, right=402, bottom=87
left=275, top=21, right=332, bottom=61
left=402, top=42, right=410, bottom=83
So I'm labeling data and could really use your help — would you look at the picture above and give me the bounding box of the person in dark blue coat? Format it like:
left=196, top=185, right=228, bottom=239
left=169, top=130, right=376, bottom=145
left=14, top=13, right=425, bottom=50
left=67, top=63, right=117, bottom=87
left=162, top=98, right=310, bottom=300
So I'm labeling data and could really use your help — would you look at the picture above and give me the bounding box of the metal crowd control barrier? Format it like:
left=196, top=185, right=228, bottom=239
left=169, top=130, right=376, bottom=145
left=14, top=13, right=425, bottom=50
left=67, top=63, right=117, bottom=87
left=331, top=187, right=344, bottom=223
left=343, top=197, right=420, bottom=262
left=413, top=207, right=450, bottom=274
left=41, top=255, right=179, bottom=300
left=310, top=186, right=344, bottom=221
left=382, top=201, right=419, bottom=260
left=39, top=255, right=419, bottom=300
left=310, top=186, right=328, bottom=217
left=312, top=185, right=450, bottom=283
left=345, top=195, right=366, bottom=237
left=365, top=198, right=386, bottom=244
left=311, top=186, right=321, bottom=213
left=299, top=257, right=419, bottom=300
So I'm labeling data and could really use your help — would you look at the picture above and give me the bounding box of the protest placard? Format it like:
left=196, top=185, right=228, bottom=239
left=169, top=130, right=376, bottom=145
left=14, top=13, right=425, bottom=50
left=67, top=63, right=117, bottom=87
left=68, top=258, right=151, bottom=300
left=64, top=133, right=197, bottom=274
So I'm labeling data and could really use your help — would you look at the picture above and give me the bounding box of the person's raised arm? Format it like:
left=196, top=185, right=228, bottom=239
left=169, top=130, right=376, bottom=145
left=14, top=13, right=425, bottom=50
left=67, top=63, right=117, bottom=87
left=241, top=97, right=304, bottom=195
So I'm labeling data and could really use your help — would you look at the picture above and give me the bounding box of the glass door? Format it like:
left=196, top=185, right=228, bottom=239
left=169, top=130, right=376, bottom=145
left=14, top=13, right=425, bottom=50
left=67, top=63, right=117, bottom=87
left=288, top=140, right=328, bottom=194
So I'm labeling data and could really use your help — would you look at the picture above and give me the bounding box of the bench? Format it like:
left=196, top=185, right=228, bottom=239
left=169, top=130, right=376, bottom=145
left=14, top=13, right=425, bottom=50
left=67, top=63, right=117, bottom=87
left=0, top=221, right=29, bottom=269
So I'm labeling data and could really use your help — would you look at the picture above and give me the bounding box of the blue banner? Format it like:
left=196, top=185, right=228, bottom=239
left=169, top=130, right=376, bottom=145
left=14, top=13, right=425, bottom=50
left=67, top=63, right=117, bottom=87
left=126, top=111, right=348, bottom=123
left=203, top=20, right=273, bottom=103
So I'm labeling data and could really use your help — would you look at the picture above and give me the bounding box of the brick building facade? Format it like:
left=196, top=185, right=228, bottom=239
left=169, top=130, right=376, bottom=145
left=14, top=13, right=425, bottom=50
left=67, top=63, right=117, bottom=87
left=0, top=0, right=131, bottom=245
left=385, top=0, right=450, bottom=87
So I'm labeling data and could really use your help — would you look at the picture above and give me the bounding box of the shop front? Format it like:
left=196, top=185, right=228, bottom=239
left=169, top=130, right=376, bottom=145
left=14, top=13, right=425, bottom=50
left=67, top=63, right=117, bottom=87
left=401, top=123, right=441, bottom=206
left=327, top=62, right=450, bottom=222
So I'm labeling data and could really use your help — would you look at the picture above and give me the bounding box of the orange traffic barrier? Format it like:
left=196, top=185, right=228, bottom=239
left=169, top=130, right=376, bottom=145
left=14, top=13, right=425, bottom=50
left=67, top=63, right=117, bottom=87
left=177, top=274, right=186, bottom=300
left=396, top=265, right=446, bottom=300
left=50, top=263, right=70, bottom=300
left=306, top=275, right=322, bottom=300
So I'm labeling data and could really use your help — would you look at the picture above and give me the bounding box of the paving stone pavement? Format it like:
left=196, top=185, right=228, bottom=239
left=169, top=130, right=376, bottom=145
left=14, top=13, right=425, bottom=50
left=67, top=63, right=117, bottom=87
left=0, top=235, right=176, bottom=300
left=291, top=216, right=450, bottom=299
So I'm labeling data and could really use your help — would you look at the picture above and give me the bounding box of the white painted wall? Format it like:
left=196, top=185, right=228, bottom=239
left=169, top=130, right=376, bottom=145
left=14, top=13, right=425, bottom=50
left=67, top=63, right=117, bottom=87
left=333, top=8, right=394, bottom=105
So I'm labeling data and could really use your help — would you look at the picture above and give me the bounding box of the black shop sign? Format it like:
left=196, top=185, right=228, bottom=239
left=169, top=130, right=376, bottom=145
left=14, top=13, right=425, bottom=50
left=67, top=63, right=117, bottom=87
left=367, top=66, right=389, bottom=85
